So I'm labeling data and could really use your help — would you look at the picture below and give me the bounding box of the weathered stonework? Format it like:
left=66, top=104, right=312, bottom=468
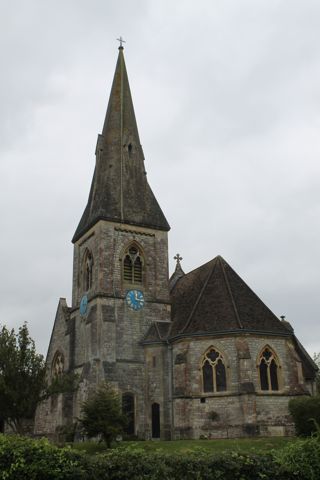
left=166, top=335, right=310, bottom=439
left=34, top=47, right=317, bottom=441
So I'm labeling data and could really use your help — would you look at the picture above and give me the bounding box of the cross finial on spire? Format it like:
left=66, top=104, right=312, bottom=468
left=174, top=253, right=183, bottom=266
left=117, top=36, right=126, bottom=49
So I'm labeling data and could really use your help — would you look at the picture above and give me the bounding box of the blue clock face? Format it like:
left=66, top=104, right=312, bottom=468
left=126, top=290, right=145, bottom=311
left=79, top=295, right=88, bottom=316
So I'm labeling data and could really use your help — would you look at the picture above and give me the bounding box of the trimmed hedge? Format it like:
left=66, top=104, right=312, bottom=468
left=90, top=448, right=282, bottom=480
left=289, top=395, right=320, bottom=436
left=1, top=433, right=319, bottom=480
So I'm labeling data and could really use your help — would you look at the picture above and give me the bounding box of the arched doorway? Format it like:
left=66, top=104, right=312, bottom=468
left=122, top=393, right=135, bottom=435
left=151, top=403, right=160, bottom=439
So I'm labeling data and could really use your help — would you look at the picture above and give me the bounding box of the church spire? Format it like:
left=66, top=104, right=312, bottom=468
left=72, top=46, right=170, bottom=243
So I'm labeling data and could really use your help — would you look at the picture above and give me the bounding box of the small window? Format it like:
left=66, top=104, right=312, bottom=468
left=258, top=347, right=280, bottom=391
left=122, top=245, right=144, bottom=285
left=82, top=249, right=93, bottom=291
left=202, top=348, right=227, bottom=393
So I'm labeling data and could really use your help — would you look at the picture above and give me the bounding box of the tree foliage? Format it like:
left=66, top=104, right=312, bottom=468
left=0, top=323, right=78, bottom=434
left=0, top=323, right=46, bottom=433
left=313, top=352, right=320, bottom=393
left=288, top=395, right=320, bottom=436
left=79, top=383, right=127, bottom=447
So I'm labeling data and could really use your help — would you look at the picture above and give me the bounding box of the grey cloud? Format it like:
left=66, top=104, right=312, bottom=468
left=1, top=0, right=319, bottom=356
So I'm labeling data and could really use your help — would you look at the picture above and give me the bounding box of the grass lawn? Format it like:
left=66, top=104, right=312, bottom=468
left=71, top=436, right=296, bottom=456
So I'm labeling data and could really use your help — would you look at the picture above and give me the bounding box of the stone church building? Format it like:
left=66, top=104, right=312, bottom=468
left=35, top=46, right=317, bottom=440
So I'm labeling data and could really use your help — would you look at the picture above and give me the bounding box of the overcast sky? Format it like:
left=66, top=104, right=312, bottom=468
left=1, top=0, right=320, bottom=356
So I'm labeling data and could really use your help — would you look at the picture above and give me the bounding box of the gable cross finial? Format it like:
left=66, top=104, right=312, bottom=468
left=174, top=253, right=183, bottom=266
left=117, top=36, right=126, bottom=48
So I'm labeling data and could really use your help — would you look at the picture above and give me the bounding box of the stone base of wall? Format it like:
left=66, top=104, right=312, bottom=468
left=174, top=422, right=295, bottom=440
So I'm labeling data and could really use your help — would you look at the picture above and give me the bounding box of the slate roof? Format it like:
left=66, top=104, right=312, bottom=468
left=293, top=336, right=318, bottom=379
left=73, top=47, right=169, bottom=243
left=169, top=255, right=291, bottom=338
left=142, top=321, right=171, bottom=344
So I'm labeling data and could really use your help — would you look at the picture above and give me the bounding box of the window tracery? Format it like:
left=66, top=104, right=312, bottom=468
left=122, top=244, right=144, bottom=284
left=258, top=347, right=279, bottom=391
left=52, top=352, right=64, bottom=377
left=202, top=348, right=227, bottom=393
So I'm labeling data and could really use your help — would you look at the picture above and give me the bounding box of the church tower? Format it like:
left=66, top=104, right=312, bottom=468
left=35, top=45, right=171, bottom=439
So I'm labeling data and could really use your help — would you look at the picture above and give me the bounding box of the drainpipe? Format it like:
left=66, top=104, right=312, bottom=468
left=167, top=341, right=174, bottom=440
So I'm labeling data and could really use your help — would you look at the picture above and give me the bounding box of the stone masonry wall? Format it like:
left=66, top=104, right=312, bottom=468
left=172, top=334, right=308, bottom=439
left=68, top=220, right=170, bottom=437
left=144, top=344, right=172, bottom=439
left=34, top=299, right=71, bottom=436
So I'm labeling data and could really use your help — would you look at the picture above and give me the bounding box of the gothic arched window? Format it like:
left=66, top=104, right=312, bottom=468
left=52, top=351, right=64, bottom=378
left=258, top=347, right=280, bottom=391
left=122, top=244, right=144, bottom=285
left=82, top=249, right=93, bottom=291
left=202, top=348, right=227, bottom=393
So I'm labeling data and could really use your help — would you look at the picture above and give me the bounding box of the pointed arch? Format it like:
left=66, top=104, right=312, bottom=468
left=52, top=350, right=64, bottom=378
left=121, top=241, right=145, bottom=285
left=81, top=248, right=93, bottom=291
left=257, top=345, right=280, bottom=391
left=201, top=346, right=227, bottom=393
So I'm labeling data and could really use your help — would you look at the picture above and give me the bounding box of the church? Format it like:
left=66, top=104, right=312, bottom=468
left=35, top=45, right=317, bottom=440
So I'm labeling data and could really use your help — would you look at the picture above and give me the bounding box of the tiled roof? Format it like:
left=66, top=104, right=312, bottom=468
left=142, top=321, right=171, bottom=344
left=169, top=255, right=291, bottom=338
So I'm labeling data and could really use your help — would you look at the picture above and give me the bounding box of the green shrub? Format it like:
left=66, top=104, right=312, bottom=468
left=274, top=435, right=320, bottom=480
left=0, top=434, right=88, bottom=480
left=79, top=382, right=127, bottom=447
left=289, top=395, right=320, bottom=436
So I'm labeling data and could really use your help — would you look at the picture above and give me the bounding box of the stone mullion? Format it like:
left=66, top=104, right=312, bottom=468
left=213, top=362, right=217, bottom=392
left=267, top=360, right=272, bottom=391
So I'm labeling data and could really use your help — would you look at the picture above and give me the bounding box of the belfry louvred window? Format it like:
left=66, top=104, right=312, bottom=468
left=123, top=245, right=143, bottom=284
left=258, top=347, right=279, bottom=391
left=202, top=348, right=227, bottom=393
